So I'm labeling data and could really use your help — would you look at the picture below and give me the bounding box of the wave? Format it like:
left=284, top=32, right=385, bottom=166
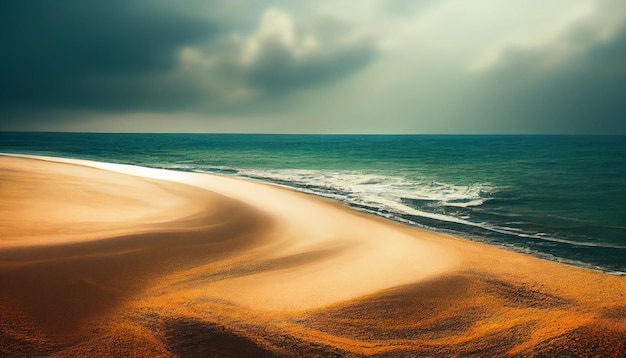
left=236, top=168, right=493, bottom=206
left=156, top=164, right=240, bottom=174
left=187, top=166, right=626, bottom=253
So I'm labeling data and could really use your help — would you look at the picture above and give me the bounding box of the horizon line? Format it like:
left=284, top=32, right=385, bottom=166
left=2, top=131, right=625, bottom=136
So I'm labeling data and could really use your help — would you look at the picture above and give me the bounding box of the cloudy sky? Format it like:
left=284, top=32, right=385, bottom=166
left=1, top=0, right=625, bottom=133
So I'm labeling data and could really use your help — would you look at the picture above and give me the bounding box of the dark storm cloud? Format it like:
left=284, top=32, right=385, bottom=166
left=469, top=22, right=626, bottom=133
left=179, top=9, right=378, bottom=108
left=0, top=1, right=377, bottom=119
left=244, top=38, right=376, bottom=94
left=0, top=0, right=218, bottom=111
left=237, top=10, right=377, bottom=95
left=533, top=31, right=626, bottom=132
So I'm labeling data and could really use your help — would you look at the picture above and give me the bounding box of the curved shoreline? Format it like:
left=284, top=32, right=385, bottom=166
left=5, top=151, right=624, bottom=274
left=1, top=154, right=624, bottom=356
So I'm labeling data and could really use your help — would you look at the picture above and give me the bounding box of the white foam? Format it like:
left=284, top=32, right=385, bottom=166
left=231, top=168, right=493, bottom=206
left=219, top=168, right=497, bottom=228
left=444, top=199, right=486, bottom=208
left=221, top=167, right=626, bottom=250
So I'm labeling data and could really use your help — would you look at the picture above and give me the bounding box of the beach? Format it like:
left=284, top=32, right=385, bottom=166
left=1, top=155, right=625, bottom=356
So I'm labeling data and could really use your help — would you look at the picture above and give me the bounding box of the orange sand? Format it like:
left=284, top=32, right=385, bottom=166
left=0, top=155, right=624, bottom=357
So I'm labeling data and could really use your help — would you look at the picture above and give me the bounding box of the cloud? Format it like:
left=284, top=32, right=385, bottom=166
left=0, top=2, right=376, bottom=119
left=2, top=0, right=623, bottom=134
left=182, top=8, right=377, bottom=100
left=462, top=0, right=626, bottom=133
left=0, top=0, right=218, bottom=111
left=470, top=0, right=625, bottom=73
left=242, top=9, right=376, bottom=94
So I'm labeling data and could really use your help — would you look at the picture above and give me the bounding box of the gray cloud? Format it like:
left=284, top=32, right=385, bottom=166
left=242, top=12, right=376, bottom=95
left=178, top=9, right=377, bottom=109
left=0, top=0, right=218, bottom=111
left=0, top=2, right=376, bottom=118
left=244, top=37, right=376, bottom=95
left=2, top=0, right=623, bottom=134
left=464, top=3, right=626, bottom=133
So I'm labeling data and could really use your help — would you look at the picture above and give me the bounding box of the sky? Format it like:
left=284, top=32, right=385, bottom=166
left=1, top=0, right=625, bottom=134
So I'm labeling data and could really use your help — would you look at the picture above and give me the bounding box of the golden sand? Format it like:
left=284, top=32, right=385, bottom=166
left=0, top=155, right=624, bottom=356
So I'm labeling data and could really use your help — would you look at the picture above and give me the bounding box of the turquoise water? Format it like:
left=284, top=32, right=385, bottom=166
left=1, top=132, right=625, bottom=272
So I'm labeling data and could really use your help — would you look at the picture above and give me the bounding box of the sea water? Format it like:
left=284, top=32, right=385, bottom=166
left=1, top=132, right=625, bottom=273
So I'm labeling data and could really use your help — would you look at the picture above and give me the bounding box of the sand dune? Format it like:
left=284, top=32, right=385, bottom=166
left=1, top=155, right=624, bottom=357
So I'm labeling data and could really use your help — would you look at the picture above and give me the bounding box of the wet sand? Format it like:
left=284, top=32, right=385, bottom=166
left=1, top=155, right=624, bottom=357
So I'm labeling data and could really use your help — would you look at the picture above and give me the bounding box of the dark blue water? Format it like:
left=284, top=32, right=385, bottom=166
left=2, top=132, right=625, bottom=272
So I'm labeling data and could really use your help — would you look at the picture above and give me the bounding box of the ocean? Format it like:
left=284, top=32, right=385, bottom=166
left=1, top=132, right=625, bottom=273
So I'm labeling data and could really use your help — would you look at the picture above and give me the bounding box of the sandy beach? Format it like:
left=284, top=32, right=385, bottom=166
left=1, top=155, right=624, bottom=357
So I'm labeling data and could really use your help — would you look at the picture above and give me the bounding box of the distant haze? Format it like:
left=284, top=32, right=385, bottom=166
left=1, top=0, right=625, bottom=134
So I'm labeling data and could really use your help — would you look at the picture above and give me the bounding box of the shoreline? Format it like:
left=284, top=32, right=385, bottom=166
left=1, top=154, right=625, bottom=356
left=4, top=152, right=624, bottom=274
